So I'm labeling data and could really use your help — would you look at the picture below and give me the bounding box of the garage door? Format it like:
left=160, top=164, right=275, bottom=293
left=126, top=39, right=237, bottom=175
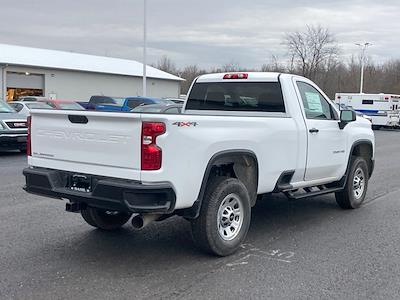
left=7, top=72, right=44, bottom=89
left=6, top=72, right=44, bottom=101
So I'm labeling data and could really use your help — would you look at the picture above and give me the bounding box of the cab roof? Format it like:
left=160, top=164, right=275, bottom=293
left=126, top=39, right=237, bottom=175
left=196, top=72, right=281, bottom=83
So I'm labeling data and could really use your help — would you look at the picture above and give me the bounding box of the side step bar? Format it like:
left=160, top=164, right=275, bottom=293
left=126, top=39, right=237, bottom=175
left=273, top=170, right=347, bottom=200
left=283, top=177, right=347, bottom=200
left=285, top=185, right=343, bottom=200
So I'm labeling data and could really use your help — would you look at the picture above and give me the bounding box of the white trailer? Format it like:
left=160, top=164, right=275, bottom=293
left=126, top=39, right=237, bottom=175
left=335, top=93, right=400, bottom=128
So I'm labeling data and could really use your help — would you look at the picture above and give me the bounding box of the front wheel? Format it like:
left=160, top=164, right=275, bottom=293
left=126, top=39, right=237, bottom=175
left=335, top=156, right=369, bottom=209
left=81, top=207, right=132, bottom=230
left=191, top=177, right=251, bottom=256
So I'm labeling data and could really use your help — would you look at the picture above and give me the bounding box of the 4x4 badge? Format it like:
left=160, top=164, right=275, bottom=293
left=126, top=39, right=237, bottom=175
left=172, top=122, right=198, bottom=127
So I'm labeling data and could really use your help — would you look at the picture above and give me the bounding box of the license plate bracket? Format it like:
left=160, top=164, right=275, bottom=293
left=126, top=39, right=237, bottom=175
left=69, top=174, right=92, bottom=193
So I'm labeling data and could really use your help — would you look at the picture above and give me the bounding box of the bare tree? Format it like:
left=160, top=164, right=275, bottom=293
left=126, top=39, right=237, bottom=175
left=180, top=64, right=206, bottom=94
left=261, top=55, right=286, bottom=72
left=208, top=61, right=242, bottom=73
left=220, top=61, right=241, bottom=72
left=154, top=55, right=178, bottom=75
left=285, top=25, right=340, bottom=80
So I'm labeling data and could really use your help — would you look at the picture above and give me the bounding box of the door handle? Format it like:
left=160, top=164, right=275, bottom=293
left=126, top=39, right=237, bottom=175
left=309, top=128, right=319, bottom=134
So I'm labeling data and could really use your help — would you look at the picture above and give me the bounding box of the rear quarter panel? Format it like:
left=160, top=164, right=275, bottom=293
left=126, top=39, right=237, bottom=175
left=140, top=113, right=299, bottom=209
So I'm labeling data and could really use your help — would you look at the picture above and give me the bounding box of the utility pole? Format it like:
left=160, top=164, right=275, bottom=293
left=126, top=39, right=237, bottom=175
left=355, top=42, right=371, bottom=94
left=142, top=0, right=147, bottom=97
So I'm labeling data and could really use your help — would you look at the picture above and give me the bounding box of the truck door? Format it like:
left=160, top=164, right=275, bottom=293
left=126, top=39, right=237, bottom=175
left=295, top=81, right=347, bottom=182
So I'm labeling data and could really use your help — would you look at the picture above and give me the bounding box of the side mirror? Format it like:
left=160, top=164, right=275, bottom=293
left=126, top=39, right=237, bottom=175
left=339, top=110, right=357, bottom=129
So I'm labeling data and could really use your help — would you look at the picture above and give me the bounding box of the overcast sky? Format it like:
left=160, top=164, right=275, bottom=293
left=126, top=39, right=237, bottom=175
left=0, top=0, right=399, bottom=69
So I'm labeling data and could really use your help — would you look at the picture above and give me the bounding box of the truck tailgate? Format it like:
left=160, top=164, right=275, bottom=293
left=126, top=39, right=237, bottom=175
left=29, top=110, right=142, bottom=179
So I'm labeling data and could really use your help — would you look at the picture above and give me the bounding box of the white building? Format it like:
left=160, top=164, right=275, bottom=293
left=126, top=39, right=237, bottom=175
left=0, top=43, right=183, bottom=101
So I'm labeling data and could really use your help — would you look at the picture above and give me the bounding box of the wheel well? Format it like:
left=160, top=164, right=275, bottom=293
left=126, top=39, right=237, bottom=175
left=351, top=142, right=373, bottom=177
left=207, top=154, right=258, bottom=206
left=180, top=151, right=259, bottom=219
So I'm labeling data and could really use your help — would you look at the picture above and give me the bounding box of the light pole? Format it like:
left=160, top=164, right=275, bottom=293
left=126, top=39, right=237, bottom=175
left=355, top=42, right=371, bottom=94
left=142, top=0, right=147, bottom=97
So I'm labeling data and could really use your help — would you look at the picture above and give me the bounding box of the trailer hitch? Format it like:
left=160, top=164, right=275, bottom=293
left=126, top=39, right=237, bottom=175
left=65, top=202, right=86, bottom=213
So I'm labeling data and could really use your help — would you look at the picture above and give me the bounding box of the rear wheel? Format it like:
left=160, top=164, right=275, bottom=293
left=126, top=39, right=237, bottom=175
left=191, top=177, right=251, bottom=256
left=335, top=156, right=369, bottom=209
left=81, top=207, right=132, bottom=230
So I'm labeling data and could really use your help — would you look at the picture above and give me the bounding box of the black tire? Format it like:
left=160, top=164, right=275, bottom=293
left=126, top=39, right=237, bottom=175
left=191, top=177, right=251, bottom=256
left=81, top=207, right=132, bottom=230
left=335, top=156, right=369, bottom=209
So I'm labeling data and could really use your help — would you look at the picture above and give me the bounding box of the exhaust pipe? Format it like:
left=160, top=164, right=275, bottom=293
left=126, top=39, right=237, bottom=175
left=131, top=214, right=162, bottom=230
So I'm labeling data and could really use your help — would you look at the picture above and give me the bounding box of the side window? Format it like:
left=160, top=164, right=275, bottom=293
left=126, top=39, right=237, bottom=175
left=362, top=100, right=374, bottom=105
left=90, top=96, right=113, bottom=105
left=297, top=82, right=333, bottom=120
left=127, top=100, right=144, bottom=109
left=12, top=103, right=23, bottom=112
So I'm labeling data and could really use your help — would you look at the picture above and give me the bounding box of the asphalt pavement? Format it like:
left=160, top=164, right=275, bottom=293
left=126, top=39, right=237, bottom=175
left=0, top=130, right=400, bottom=300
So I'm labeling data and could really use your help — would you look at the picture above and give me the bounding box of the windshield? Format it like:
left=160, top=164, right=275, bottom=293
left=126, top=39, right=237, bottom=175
left=159, top=99, right=175, bottom=105
left=0, top=101, right=15, bottom=113
left=57, top=102, right=85, bottom=110
left=140, top=107, right=164, bottom=113
left=26, top=103, right=53, bottom=110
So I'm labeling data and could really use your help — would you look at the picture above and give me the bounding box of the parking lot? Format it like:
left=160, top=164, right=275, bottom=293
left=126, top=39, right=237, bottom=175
left=0, top=129, right=399, bottom=299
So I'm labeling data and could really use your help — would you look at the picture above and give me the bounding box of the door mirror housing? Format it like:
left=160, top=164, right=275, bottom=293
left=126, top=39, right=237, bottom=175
left=339, top=110, right=357, bottom=129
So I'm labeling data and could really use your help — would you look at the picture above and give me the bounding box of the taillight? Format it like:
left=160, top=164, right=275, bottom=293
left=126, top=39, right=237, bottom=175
left=223, top=73, right=248, bottom=80
left=141, top=122, right=166, bottom=170
left=27, top=116, right=32, bottom=156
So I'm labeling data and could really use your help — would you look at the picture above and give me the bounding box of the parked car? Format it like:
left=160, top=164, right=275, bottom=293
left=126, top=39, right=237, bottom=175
left=131, top=103, right=183, bottom=114
left=78, top=95, right=115, bottom=110
left=0, top=100, right=28, bottom=152
left=23, top=72, right=375, bottom=256
left=38, top=99, right=85, bottom=110
left=94, top=96, right=171, bottom=112
left=9, top=101, right=53, bottom=117
left=18, top=96, right=48, bottom=102
left=78, top=96, right=170, bottom=111
left=162, top=97, right=185, bottom=104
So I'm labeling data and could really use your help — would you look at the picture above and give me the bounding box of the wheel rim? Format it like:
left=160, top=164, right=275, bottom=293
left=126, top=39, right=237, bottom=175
left=217, top=193, right=244, bottom=241
left=353, top=167, right=365, bottom=200
left=104, top=211, right=120, bottom=216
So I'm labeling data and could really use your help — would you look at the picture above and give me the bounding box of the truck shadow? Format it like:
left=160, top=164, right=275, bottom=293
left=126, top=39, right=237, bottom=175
left=38, top=193, right=346, bottom=275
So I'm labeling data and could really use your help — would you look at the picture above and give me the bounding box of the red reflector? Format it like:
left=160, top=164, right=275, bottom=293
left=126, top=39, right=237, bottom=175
left=223, top=73, right=248, bottom=80
left=141, top=122, right=166, bottom=171
left=27, top=116, right=32, bottom=156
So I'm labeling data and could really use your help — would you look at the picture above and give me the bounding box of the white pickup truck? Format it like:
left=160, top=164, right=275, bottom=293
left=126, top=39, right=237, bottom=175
left=23, top=72, right=375, bottom=256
